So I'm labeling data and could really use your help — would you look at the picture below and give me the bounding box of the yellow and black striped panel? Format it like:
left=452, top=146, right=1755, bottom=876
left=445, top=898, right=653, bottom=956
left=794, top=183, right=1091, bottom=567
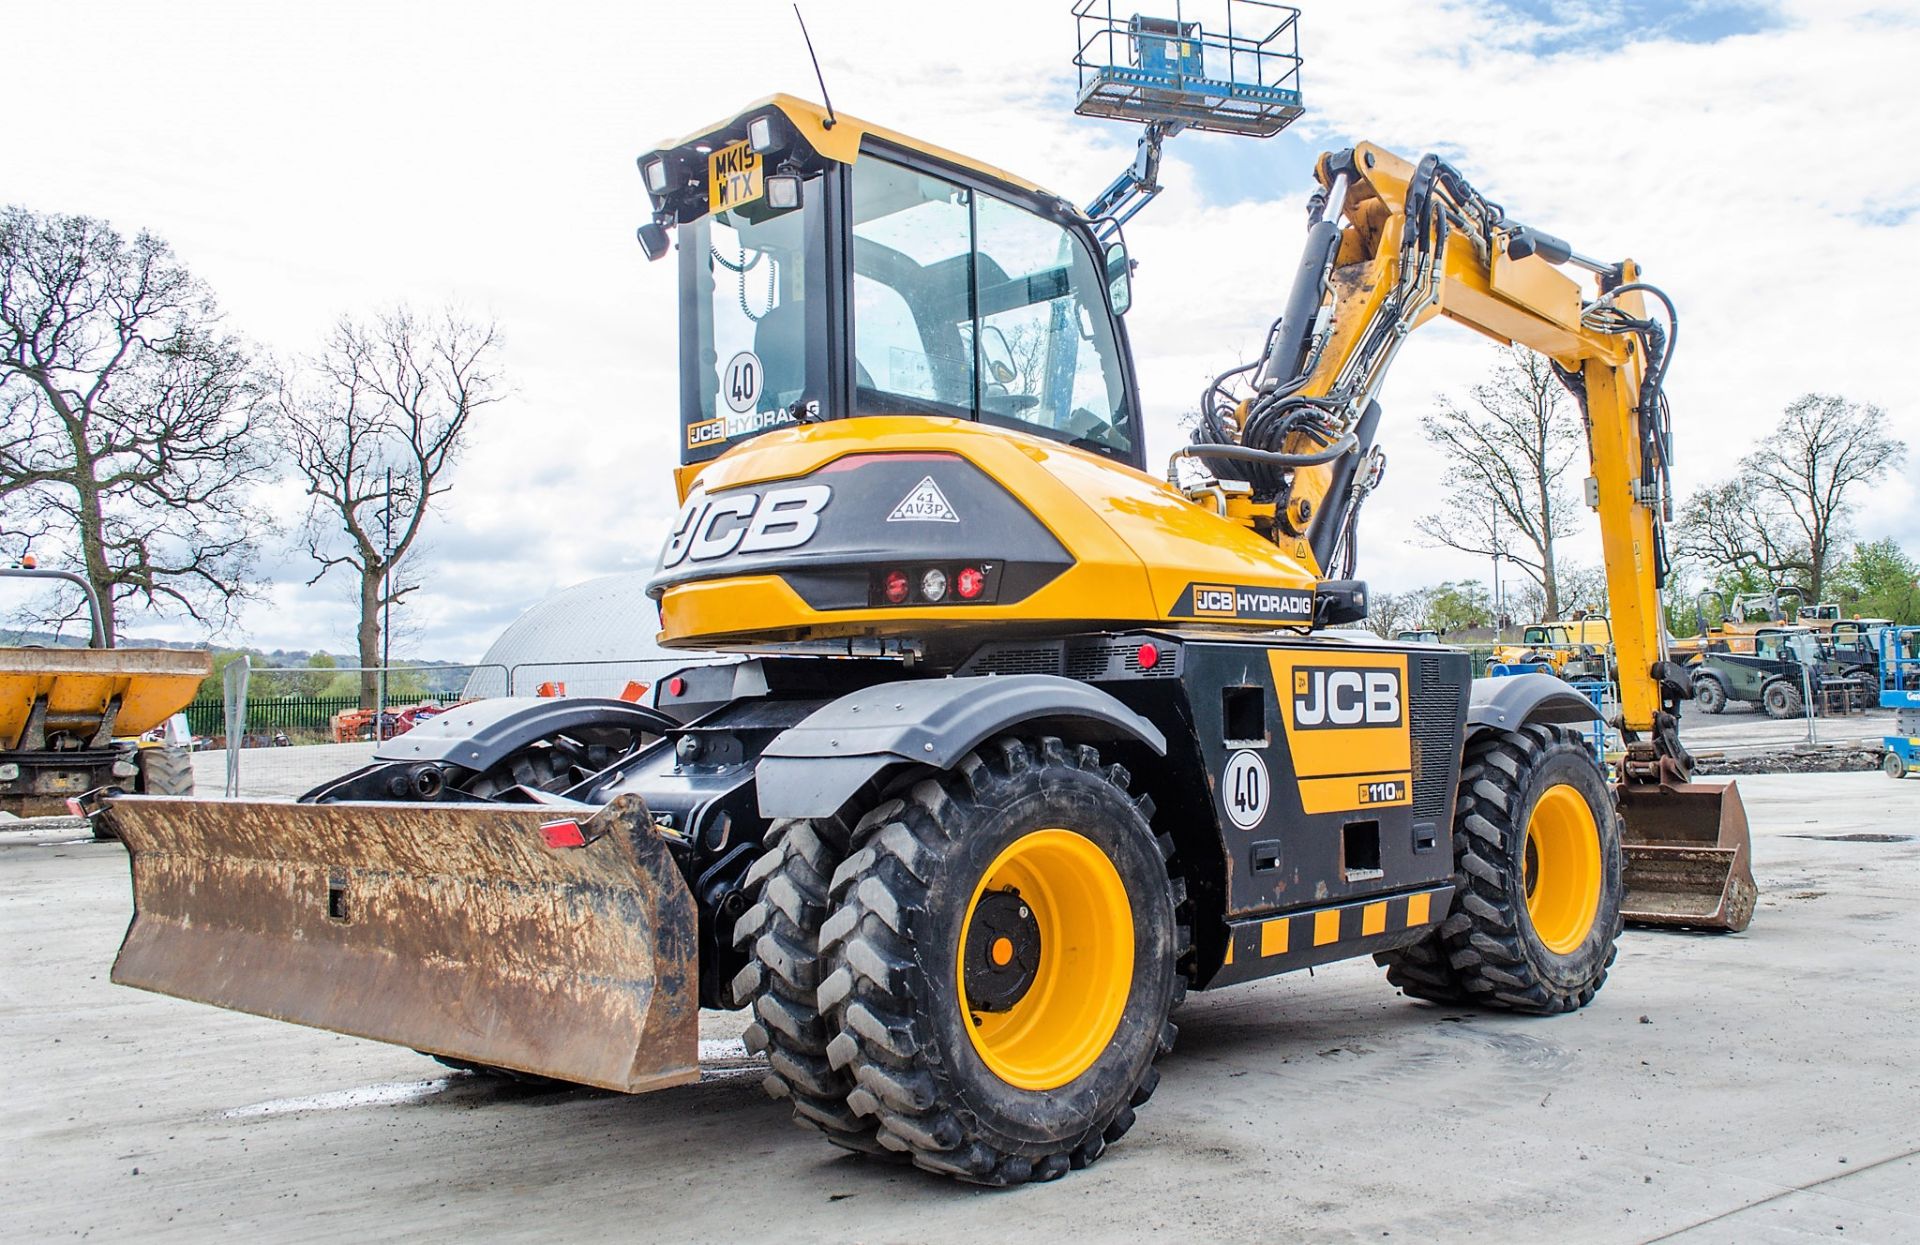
left=1206, top=884, right=1452, bottom=988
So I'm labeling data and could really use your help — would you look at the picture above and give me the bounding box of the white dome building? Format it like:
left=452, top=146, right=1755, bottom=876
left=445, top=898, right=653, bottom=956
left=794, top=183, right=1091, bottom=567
left=462, top=573, right=719, bottom=699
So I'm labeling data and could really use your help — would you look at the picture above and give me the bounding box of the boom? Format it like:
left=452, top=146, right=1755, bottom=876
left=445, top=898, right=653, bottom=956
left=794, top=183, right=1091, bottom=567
left=1183, top=142, right=1693, bottom=784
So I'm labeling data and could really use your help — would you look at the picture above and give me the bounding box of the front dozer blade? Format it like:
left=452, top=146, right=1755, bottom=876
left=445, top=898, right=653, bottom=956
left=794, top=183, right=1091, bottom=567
left=107, top=794, right=699, bottom=1093
left=1616, top=779, right=1758, bottom=933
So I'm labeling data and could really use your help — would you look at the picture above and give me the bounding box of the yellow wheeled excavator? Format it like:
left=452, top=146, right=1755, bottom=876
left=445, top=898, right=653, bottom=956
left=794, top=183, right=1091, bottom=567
left=101, top=90, right=1755, bottom=1186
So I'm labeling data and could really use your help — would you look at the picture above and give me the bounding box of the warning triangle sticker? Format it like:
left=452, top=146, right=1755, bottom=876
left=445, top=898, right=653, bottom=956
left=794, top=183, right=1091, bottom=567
left=887, top=475, right=960, bottom=523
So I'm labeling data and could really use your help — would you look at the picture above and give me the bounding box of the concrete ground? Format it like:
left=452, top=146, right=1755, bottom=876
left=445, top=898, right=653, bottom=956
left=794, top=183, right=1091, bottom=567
left=1675, top=701, right=1894, bottom=757
left=3, top=773, right=1915, bottom=1243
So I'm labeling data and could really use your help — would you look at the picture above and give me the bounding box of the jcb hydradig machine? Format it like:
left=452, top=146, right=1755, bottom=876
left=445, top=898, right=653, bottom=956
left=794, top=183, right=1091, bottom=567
left=106, top=95, right=1756, bottom=1185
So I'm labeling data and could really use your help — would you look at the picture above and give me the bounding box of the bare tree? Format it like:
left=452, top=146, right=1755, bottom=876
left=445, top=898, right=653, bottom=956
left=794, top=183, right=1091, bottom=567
left=1677, top=394, right=1905, bottom=603
left=1417, top=345, right=1584, bottom=620
left=279, top=307, right=501, bottom=705
left=0, top=205, right=275, bottom=642
left=1360, top=589, right=1417, bottom=638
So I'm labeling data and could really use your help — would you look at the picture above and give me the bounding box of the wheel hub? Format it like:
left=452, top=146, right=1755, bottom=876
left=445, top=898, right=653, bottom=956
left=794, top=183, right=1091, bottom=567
left=963, top=889, right=1041, bottom=1012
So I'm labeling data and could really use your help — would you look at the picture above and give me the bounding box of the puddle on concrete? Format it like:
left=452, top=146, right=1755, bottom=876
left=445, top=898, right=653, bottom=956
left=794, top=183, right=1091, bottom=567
left=222, top=1039, right=765, bottom=1117
left=1784, top=833, right=1914, bottom=843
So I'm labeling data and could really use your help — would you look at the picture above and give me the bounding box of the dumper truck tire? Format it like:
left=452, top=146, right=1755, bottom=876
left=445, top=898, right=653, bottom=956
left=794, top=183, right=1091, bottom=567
left=135, top=744, right=195, bottom=797
left=1691, top=676, right=1726, bottom=715
left=815, top=736, right=1186, bottom=1185
left=730, top=814, right=889, bottom=1155
left=1423, top=723, right=1622, bottom=1014
left=1763, top=681, right=1802, bottom=720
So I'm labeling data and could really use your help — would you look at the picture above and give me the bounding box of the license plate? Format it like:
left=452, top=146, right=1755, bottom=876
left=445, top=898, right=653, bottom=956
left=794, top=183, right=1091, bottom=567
left=708, top=140, right=763, bottom=213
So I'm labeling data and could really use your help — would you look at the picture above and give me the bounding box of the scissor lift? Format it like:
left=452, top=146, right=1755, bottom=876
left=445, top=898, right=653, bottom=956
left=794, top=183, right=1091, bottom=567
left=1879, top=626, right=1920, bottom=778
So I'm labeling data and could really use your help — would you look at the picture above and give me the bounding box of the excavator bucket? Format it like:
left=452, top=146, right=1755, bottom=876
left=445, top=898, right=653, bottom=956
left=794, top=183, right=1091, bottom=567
left=106, top=793, right=699, bottom=1093
left=1616, top=779, right=1758, bottom=933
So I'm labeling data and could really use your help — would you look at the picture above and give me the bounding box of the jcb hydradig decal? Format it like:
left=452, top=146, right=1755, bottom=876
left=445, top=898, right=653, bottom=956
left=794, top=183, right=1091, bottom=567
left=1269, top=650, right=1412, bottom=815
left=1170, top=582, right=1314, bottom=624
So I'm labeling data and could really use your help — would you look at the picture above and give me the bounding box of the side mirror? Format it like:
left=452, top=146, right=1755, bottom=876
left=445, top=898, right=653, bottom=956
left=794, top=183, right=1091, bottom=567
left=1104, top=240, right=1132, bottom=315
left=979, top=325, right=1018, bottom=386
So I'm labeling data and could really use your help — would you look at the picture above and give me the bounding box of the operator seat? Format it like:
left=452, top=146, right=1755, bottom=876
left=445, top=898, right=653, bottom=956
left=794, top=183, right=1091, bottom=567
left=752, top=300, right=806, bottom=412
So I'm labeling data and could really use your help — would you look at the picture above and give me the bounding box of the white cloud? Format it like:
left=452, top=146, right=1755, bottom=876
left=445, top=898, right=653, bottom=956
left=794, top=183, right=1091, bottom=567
left=5, top=0, right=1915, bottom=654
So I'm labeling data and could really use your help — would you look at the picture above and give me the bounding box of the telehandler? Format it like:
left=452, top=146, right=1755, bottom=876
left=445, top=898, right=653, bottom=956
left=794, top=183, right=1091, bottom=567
left=102, top=92, right=1755, bottom=1185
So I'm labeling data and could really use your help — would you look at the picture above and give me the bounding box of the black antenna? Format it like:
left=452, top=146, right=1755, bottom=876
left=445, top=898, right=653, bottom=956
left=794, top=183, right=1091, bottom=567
left=794, top=5, right=837, bottom=129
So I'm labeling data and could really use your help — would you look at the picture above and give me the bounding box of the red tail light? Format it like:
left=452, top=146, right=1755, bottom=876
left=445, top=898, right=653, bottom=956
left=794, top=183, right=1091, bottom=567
left=956, top=566, right=986, bottom=600
left=883, top=570, right=910, bottom=604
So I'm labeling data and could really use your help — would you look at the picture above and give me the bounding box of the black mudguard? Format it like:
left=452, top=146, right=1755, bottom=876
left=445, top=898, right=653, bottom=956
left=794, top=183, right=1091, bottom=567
left=1465, top=672, right=1603, bottom=739
left=757, top=674, right=1166, bottom=820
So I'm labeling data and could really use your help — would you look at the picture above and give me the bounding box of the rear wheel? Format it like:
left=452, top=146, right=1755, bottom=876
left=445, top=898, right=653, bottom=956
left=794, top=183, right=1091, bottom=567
left=730, top=814, right=888, bottom=1154
left=1763, top=681, right=1803, bottom=719
left=1887, top=752, right=1909, bottom=780
left=1691, top=677, right=1726, bottom=715
left=816, top=736, right=1185, bottom=1185
left=135, top=744, right=194, bottom=796
left=1383, top=724, right=1621, bottom=1013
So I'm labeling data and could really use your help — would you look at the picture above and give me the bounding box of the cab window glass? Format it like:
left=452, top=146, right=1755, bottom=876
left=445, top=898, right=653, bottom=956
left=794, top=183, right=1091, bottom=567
left=687, top=185, right=817, bottom=456
left=974, top=194, right=1131, bottom=453
left=850, top=160, right=973, bottom=412
left=849, top=154, right=1134, bottom=460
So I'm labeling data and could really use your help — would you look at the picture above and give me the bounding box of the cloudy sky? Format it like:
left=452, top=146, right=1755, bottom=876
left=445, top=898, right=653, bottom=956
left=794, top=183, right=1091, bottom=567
left=7, top=0, right=1918, bottom=659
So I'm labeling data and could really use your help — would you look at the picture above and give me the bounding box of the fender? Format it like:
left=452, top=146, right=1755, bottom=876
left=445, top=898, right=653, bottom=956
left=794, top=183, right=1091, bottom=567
left=371, top=697, right=679, bottom=770
left=757, top=674, right=1167, bottom=820
left=1465, top=672, right=1603, bottom=739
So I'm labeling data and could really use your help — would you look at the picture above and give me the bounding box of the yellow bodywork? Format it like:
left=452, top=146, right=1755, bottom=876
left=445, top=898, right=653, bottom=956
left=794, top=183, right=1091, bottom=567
left=648, top=94, right=1061, bottom=202
left=0, top=648, right=209, bottom=747
left=657, top=417, right=1319, bottom=647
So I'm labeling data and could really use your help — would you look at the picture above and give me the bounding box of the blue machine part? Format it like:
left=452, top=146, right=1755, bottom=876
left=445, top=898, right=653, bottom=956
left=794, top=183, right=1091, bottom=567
left=1131, top=16, right=1206, bottom=77
left=1072, top=0, right=1305, bottom=137
left=1879, top=626, right=1920, bottom=777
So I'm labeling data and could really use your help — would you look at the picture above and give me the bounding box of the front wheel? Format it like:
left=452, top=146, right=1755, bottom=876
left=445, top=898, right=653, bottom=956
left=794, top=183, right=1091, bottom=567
left=1887, top=751, right=1910, bottom=780
left=1692, top=677, right=1727, bottom=715
left=816, top=736, right=1186, bottom=1185
left=1382, top=724, right=1622, bottom=1013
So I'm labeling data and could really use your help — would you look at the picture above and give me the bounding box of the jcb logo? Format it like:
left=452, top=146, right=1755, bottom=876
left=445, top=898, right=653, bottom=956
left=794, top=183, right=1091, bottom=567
left=686, top=417, right=726, bottom=449
left=1193, top=585, right=1237, bottom=616
left=659, top=484, right=832, bottom=569
left=1292, top=667, right=1403, bottom=729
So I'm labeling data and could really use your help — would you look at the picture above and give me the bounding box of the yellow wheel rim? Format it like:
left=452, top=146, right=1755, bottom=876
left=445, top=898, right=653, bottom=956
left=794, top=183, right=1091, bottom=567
left=956, top=828, right=1134, bottom=1091
left=1523, top=784, right=1602, bottom=955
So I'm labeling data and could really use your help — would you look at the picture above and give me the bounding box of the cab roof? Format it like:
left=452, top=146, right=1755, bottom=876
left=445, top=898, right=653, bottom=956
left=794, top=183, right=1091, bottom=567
left=640, top=94, right=1067, bottom=222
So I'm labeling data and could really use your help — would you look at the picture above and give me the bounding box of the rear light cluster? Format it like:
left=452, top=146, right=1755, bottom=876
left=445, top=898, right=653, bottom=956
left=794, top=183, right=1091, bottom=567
left=873, top=563, right=997, bottom=607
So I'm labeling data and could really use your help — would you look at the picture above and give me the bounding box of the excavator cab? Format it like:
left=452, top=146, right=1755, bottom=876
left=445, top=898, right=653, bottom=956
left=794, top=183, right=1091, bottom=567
left=642, top=98, right=1143, bottom=474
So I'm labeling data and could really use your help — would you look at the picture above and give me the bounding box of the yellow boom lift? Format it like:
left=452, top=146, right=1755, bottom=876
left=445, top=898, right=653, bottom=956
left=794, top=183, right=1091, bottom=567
left=101, top=8, right=1755, bottom=1187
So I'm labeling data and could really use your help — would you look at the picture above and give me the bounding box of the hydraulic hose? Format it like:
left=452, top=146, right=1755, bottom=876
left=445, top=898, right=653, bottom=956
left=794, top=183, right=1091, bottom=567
left=1170, top=433, right=1358, bottom=477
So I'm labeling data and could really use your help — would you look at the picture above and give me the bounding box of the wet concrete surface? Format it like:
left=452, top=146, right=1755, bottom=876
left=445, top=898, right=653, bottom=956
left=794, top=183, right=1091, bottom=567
left=2, top=773, right=1915, bottom=1242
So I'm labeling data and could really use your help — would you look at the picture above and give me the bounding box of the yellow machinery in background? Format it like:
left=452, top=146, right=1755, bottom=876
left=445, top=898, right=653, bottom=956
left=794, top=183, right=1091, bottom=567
left=1, top=563, right=205, bottom=818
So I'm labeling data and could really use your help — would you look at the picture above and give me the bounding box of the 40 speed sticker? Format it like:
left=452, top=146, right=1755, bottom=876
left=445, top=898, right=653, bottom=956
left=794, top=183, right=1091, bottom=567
left=1222, top=749, right=1269, bottom=831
